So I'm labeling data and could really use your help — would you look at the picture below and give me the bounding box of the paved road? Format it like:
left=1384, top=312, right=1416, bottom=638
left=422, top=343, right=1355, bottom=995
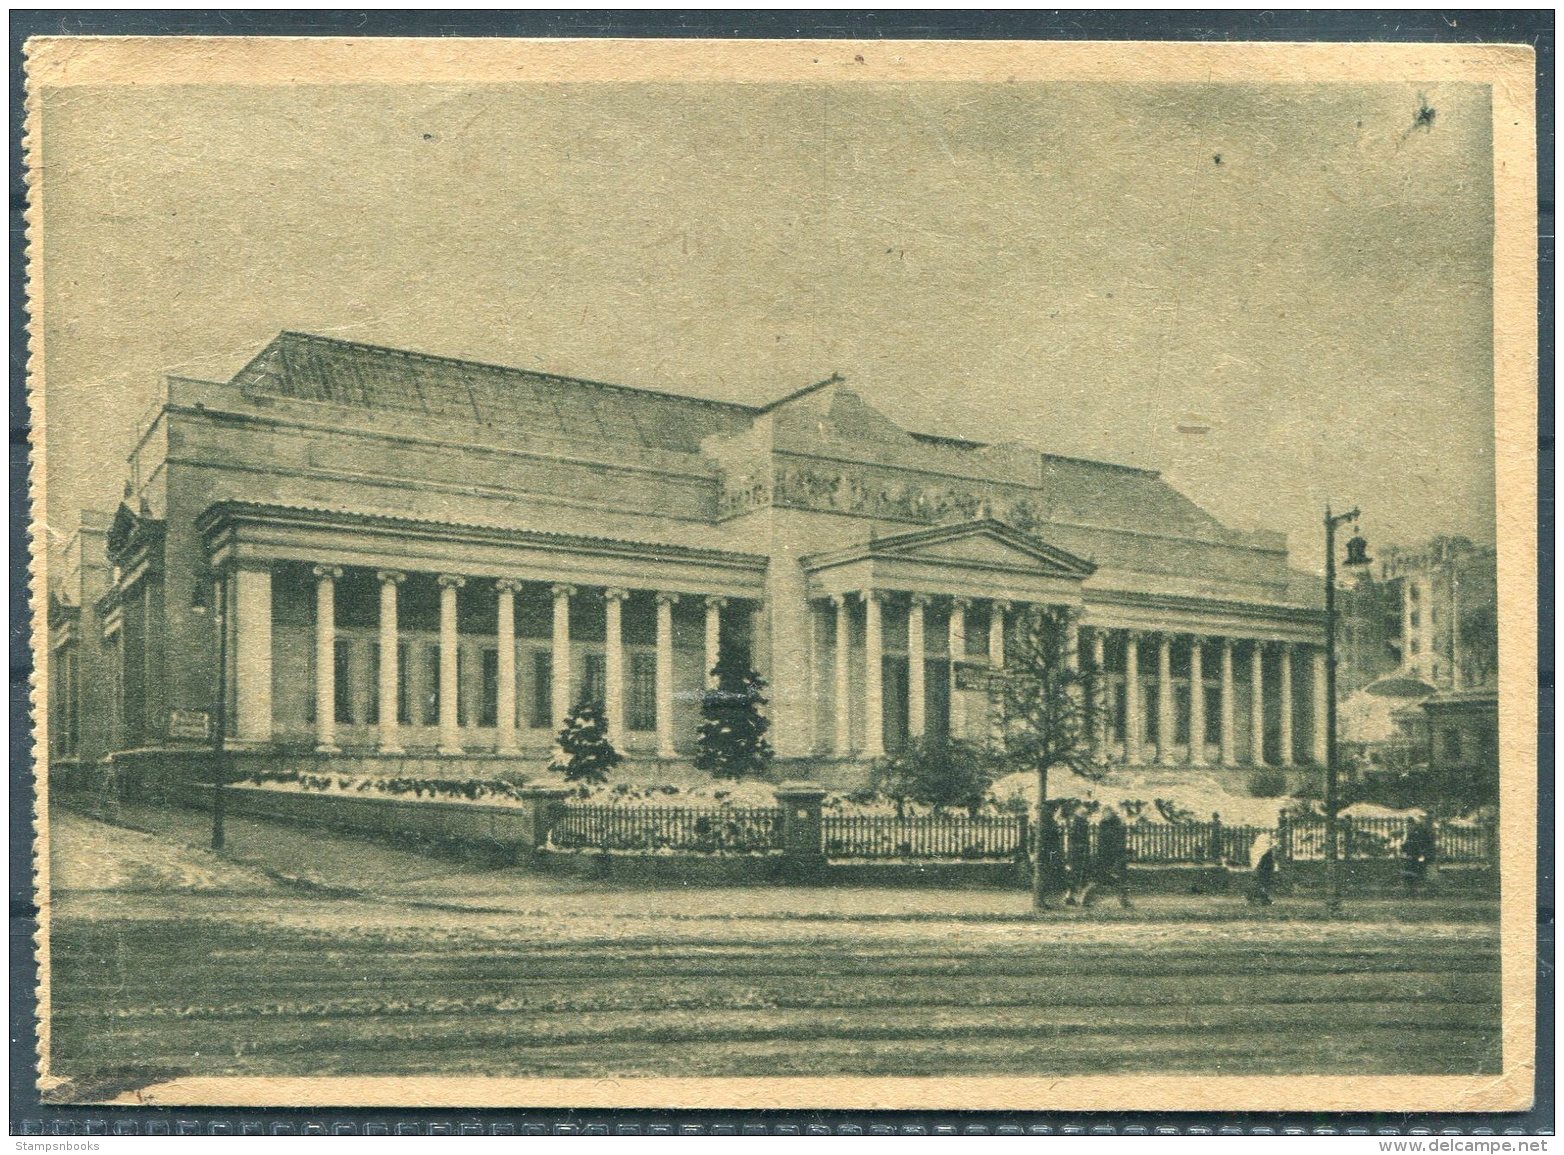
left=43, top=807, right=1502, bottom=1099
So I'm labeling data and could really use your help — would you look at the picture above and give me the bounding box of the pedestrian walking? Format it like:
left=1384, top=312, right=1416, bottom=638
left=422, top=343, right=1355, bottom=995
left=1065, top=810, right=1093, bottom=905
left=1400, top=815, right=1437, bottom=895
left=1090, top=809, right=1133, bottom=908
left=1247, top=830, right=1276, bottom=905
left=1037, top=802, right=1070, bottom=906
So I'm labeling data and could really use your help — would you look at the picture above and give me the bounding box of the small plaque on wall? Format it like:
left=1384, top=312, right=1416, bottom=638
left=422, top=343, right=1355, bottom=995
left=952, top=661, right=993, bottom=692
left=167, top=709, right=211, bottom=741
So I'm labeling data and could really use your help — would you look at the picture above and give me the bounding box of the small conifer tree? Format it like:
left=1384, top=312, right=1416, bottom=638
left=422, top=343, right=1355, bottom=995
left=549, top=696, right=623, bottom=784
left=694, top=652, right=774, bottom=780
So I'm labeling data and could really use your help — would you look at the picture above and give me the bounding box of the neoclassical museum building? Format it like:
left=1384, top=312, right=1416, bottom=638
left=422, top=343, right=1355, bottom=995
left=48, top=333, right=1327, bottom=789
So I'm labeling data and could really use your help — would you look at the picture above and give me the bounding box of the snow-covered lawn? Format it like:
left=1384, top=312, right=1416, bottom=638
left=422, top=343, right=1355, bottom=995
left=50, top=812, right=276, bottom=893
left=236, top=767, right=1443, bottom=830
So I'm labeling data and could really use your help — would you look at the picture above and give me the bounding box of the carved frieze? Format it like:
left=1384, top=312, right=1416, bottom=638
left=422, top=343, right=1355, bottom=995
left=720, top=458, right=1053, bottom=529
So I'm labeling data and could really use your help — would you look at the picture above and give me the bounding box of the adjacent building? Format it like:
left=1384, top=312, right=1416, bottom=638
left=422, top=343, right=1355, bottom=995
left=1339, top=536, right=1499, bottom=696
left=48, top=332, right=1328, bottom=789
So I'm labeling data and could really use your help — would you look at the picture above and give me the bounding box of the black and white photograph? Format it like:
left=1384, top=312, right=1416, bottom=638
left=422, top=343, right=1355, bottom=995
left=23, top=35, right=1539, bottom=1115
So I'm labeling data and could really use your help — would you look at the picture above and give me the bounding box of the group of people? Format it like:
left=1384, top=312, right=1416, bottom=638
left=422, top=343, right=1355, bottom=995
left=1035, top=805, right=1442, bottom=908
left=1037, top=807, right=1132, bottom=908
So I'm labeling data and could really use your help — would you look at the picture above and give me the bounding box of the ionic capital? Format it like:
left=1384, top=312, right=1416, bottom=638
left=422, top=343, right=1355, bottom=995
left=495, top=577, right=524, bottom=593
left=908, top=593, right=932, bottom=608
left=376, top=569, right=407, bottom=586
left=704, top=595, right=728, bottom=611
left=550, top=583, right=577, bottom=600
left=603, top=587, right=630, bottom=603
left=990, top=599, right=1012, bottom=614
left=949, top=596, right=972, bottom=611
left=437, top=573, right=467, bottom=590
left=656, top=590, right=680, bottom=606
left=312, top=564, right=343, bottom=582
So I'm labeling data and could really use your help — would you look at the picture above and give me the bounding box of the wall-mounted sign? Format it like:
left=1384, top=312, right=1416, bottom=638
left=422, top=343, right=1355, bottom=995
left=167, top=709, right=211, bottom=741
left=952, top=661, right=994, bottom=692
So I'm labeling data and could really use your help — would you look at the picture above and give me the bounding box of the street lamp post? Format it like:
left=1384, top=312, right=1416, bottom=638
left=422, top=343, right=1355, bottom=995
left=1324, top=505, right=1370, bottom=916
left=192, top=571, right=229, bottom=852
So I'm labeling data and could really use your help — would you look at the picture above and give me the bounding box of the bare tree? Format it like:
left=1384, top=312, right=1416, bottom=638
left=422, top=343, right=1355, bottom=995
left=988, top=604, right=1107, bottom=909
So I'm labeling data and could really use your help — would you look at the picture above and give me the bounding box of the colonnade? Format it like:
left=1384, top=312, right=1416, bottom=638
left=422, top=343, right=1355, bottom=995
left=233, top=562, right=734, bottom=758
left=823, top=589, right=1327, bottom=767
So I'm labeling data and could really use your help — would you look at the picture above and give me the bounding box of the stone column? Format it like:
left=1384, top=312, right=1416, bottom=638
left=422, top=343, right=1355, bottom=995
left=602, top=588, right=628, bottom=749
left=234, top=561, right=274, bottom=744
left=550, top=583, right=574, bottom=733
left=655, top=591, right=679, bottom=758
left=1123, top=630, right=1141, bottom=764
left=1155, top=633, right=1173, bottom=764
left=1219, top=637, right=1236, bottom=765
left=907, top=594, right=928, bottom=740
left=1064, top=610, right=1081, bottom=671
left=989, top=600, right=1008, bottom=667
left=863, top=590, right=885, bottom=758
left=376, top=570, right=406, bottom=753
left=1278, top=643, right=1294, bottom=767
left=1312, top=647, right=1329, bottom=764
left=947, top=597, right=969, bottom=738
left=312, top=565, right=341, bottom=753
left=1187, top=635, right=1205, bottom=766
left=704, top=596, right=725, bottom=689
left=1091, top=629, right=1109, bottom=765
left=1250, top=640, right=1267, bottom=766
left=437, top=574, right=465, bottom=754
left=495, top=579, right=522, bottom=754
left=832, top=595, right=852, bottom=756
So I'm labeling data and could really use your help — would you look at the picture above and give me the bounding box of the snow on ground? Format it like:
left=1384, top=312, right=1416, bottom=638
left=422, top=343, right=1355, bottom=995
left=50, top=812, right=277, bottom=893
left=239, top=768, right=1336, bottom=825
left=986, top=769, right=1293, bottom=827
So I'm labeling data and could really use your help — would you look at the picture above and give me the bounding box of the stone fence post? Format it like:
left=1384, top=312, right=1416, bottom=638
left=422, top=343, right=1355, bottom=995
left=1479, top=815, right=1500, bottom=869
left=516, top=786, right=572, bottom=860
left=775, top=781, right=828, bottom=881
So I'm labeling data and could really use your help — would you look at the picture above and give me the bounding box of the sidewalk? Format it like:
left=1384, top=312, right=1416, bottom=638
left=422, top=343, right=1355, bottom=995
left=50, top=800, right=1501, bottom=925
left=54, top=799, right=542, bottom=896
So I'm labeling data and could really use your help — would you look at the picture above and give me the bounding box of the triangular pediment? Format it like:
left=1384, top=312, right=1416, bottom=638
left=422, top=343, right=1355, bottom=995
left=804, top=518, right=1095, bottom=579
left=873, top=519, right=1095, bottom=577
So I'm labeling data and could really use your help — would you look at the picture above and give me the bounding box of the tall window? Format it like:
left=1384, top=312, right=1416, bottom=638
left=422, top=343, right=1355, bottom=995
left=65, top=650, right=79, bottom=756
left=480, top=648, right=499, bottom=727
left=582, top=653, right=606, bottom=708
left=629, top=652, right=657, bottom=731
left=423, top=644, right=440, bottom=725
left=530, top=651, right=552, bottom=729
left=334, top=638, right=353, bottom=724
left=368, top=643, right=381, bottom=724
left=396, top=642, right=410, bottom=724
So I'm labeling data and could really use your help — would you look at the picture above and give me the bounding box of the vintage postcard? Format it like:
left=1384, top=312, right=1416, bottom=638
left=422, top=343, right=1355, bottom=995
left=24, top=37, right=1538, bottom=1113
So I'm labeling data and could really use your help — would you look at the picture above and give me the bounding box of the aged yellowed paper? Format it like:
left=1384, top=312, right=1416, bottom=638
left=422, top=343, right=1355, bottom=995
left=26, top=37, right=1537, bottom=1112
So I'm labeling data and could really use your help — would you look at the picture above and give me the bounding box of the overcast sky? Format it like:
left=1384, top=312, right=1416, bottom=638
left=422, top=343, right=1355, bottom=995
left=38, top=80, right=1495, bottom=570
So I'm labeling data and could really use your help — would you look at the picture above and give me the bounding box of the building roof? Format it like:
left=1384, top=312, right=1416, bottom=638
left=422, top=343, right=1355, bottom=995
left=219, top=334, right=1300, bottom=595
left=230, top=332, right=759, bottom=454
